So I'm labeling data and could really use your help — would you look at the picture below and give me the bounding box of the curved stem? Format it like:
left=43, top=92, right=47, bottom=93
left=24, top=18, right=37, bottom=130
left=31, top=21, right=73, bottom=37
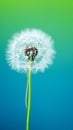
left=26, top=60, right=32, bottom=130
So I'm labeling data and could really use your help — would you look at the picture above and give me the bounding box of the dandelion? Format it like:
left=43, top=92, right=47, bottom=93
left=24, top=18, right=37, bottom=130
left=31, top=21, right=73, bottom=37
left=6, top=29, right=56, bottom=130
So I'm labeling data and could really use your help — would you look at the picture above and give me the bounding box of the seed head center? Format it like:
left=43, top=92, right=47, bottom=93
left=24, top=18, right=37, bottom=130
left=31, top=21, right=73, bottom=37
left=25, top=47, right=38, bottom=61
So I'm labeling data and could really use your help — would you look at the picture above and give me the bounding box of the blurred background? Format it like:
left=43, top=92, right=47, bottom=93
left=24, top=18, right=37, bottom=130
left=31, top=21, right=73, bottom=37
left=0, top=0, right=73, bottom=130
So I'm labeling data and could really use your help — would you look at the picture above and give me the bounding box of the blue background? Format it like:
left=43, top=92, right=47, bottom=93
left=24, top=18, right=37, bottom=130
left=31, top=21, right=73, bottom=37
left=0, top=0, right=73, bottom=130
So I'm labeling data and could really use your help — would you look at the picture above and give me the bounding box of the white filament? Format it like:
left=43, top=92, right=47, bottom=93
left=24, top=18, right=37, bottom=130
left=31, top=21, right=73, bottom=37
left=6, top=29, right=56, bottom=73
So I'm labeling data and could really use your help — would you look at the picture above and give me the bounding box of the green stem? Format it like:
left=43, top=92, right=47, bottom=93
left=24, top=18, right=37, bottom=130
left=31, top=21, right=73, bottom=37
left=26, top=60, right=32, bottom=130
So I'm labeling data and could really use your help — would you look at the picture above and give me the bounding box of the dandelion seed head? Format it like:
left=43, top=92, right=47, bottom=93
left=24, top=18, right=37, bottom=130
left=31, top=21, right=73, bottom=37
left=6, top=29, right=56, bottom=73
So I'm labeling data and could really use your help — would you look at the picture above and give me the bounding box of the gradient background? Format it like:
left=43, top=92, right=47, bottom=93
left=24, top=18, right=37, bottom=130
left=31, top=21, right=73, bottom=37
left=0, top=0, right=73, bottom=130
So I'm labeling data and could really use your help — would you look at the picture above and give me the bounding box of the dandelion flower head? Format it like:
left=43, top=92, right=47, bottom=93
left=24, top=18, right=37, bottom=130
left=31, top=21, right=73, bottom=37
left=6, top=29, right=55, bottom=73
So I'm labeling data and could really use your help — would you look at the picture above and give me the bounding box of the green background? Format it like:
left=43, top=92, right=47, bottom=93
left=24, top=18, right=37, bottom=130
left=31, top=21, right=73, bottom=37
left=0, top=0, right=73, bottom=130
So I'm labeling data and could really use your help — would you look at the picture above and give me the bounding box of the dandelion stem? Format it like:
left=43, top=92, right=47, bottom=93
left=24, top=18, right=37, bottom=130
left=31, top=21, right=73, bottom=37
left=26, top=59, right=32, bottom=130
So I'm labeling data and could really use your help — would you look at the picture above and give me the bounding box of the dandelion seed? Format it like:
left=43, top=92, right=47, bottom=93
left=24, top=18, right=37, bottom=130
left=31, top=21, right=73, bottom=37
left=6, top=28, right=56, bottom=130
